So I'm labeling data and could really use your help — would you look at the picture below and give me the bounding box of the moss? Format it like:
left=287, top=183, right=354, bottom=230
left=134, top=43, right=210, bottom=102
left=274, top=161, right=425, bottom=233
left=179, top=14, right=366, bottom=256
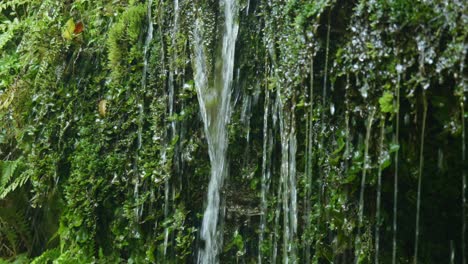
left=106, top=4, right=146, bottom=83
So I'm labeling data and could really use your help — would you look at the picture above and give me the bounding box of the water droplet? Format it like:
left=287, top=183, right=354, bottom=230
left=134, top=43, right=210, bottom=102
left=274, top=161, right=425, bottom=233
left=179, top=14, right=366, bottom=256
left=437, top=148, right=444, bottom=170
left=359, top=85, right=368, bottom=98
left=404, top=113, right=410, bottom=125
left=396, top=64, right=404, bottom=73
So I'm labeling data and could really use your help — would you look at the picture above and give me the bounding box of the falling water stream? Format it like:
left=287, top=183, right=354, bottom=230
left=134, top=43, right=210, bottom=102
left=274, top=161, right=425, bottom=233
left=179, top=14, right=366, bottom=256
left=304, top=56, right=314, bottom=264
left=134, top=0, right=154, bottom=226
left=258, top=86, right=270, bottom=264
left=392, top=63, right=402, bottom=264
left=163, top=0, right=180, bottom=257
left=375, top=117, right=385, bottom=264
left=462, top=98, right=466, bottom=264
left=355, top=107, right=376, bottom=262
left=194, top=0, right=239, bottom=262
left=460, top=48, right=466, bottom=264
left=414, top=92, right=427, bottom=264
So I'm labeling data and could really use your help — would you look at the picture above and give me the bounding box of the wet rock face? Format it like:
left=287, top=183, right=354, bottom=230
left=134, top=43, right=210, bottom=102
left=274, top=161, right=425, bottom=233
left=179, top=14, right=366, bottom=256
left=0, top=0, right=466, bottom=263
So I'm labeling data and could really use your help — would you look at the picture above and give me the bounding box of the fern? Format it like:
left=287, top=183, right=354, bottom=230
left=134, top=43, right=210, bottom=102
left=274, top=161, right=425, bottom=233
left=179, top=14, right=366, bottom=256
left=0, top=159, right=29, bottom=199
left=0, top=207, right=32, bottom=258
left=0, top=160, right=18, bottom=188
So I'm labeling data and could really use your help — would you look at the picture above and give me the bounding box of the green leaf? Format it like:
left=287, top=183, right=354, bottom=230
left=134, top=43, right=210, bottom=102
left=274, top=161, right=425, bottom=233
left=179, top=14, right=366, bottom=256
left=379, top=91, right=394, bottom=113
left=62, top=18, right=75, bottom=40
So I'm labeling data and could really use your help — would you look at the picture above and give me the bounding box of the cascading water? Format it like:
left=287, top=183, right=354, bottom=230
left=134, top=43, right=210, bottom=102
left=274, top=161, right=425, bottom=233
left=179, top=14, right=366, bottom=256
left=392, top=62, right=402, bottom=264
left=280, top=107, right=293, bottom=264
left=355, top=107, right=376, bottom=262
left=258, top=87, right=271, bottom=264
left=459, top=47, right=466, bottom=264
left=414, top=92, right=427, bottom=264
left=194, top=0, right=239, bottom=262
left=303, top=56, right=314, bottom=264
left=163, top=0, right=180, bottom=257
left=134, top=0, right=154, bottom=225
left=375, top=117, right=386, bottom=264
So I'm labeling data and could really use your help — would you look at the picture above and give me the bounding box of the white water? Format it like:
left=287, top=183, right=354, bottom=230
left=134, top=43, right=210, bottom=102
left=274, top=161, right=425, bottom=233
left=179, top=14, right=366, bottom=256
left=355, top=107, right=376, bottom=262
left=460, top=48, right=466, bottom=264
left=276, top=92, right=298, bottom=263
left=258, top=88, right=270, bottom=264
left=169, top=0, right=179, bottom=137
left=134, top=0, right=154, bottom=225
left=163, top=0, right=179, bottom=257
left=414, top=92, right=427, bottom=264
left=194, top=0, right=239, bottom=262
left=375, top=118, right=385, bottom=264
left=392, top=66, right=401, bottom=264
left=304, top=56, right=314, bottom=264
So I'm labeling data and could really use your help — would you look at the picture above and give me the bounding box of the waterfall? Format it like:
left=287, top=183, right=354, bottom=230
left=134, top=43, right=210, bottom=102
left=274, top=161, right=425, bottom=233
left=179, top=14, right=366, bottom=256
left=392, top=63, right=402, bottom=264
left=375, top=117, right=386, bottom=264
left=258, top=87, right=270, bottom=264
left=414, top=92, right=427, bottom=264
left=163, top=0, right=180, bottom=257
left=304, top=56, right=314, bottom=264
left=134, top=0, right=154, bottom=225
left=355, top=107, right=376, bottom=262
left=194, top=0, right=239, bottom=262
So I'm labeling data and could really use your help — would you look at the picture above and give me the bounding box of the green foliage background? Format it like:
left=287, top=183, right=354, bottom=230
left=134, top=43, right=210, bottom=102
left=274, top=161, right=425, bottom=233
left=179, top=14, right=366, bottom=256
left=0, top=0, right=466, bottom=263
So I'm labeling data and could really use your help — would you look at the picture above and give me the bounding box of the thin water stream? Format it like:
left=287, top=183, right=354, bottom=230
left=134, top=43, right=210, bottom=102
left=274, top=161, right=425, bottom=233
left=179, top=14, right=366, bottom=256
left=258, top=87, right=270, bottom=264
left=414, top=92, right=427, bottom=264
left=304, top=56, right=314, bottom=264
left=375, top=117, right=385, bottom=264
left=194, top=0, right=239, bottom=262
left=355, top=107, right=376, bottom=262
left=134, top=0, right=154, bottom=225
left=392, top=64, right=402, bottom=264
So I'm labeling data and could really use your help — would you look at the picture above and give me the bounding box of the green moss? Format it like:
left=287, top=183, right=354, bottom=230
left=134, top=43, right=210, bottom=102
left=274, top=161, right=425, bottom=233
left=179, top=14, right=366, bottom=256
left=106, top=4, right=146, bottom=83
left=379, top=91, right=394, bottom=113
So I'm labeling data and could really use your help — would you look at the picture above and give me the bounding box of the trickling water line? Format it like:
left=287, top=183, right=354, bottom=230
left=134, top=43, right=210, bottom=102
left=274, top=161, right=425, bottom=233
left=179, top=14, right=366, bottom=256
left=278, top=98, right=291, bottom=264
left=304, top=56, right=314, bottom=264
left=355, top=106, right=375, bottom=262
left=462, top=100, right=466, bottom=264
left=142, top=0, right=153, bottom=91
left=134, top=0, right=154, bottom=224
left=272, top=173, right=282, bottom=264
left=169, top=0, right=179, bottom=137
left=195, top=0, right=239, bottom=262
left=375, top=117, right=385, bottom=264
left=317, top=12, right=331, bottom=246
left=345, top=74, right=351, bottom=168
left=450, top=240, right=455, bottom=264
left=414, top=91, right=427, bottom=264
left=258, top=86, right=270, bottom=264
left=163, top=0, right=180, bottom=257
left=392, top=66, right=401, bottom=264
left=460, top=48, right=466, bottom=264
left=275, top=88, right=298, bottom=264
left=288, top=120, right=297, bottom=262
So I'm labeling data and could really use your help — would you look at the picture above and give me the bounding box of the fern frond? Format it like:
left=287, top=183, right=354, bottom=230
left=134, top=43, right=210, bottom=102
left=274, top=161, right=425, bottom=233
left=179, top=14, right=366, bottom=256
left=0, top=160, right=19, bottom=190
left=0, top=160, right=29, bottom=199
left=0, top=206, right=32, bottom=258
